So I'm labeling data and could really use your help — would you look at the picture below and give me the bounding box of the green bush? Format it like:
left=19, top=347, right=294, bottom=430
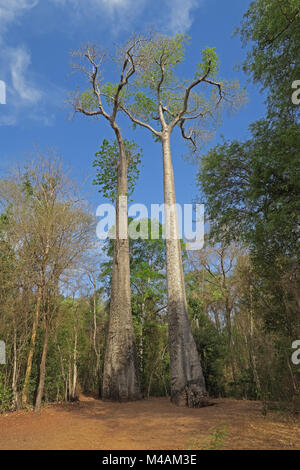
left=0, top=372, right=12, bottom=413
left=188, top=298, right=227, bottom=397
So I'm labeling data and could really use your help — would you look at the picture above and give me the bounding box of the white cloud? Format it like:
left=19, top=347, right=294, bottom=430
left=51, top=0, right=133, bottom=15
left=0, top=43, right=65, bottom=126
left=0, top=1, right=43, bottom=125
left=0, top=0, right=203, bottom=126
left=0, top=113, right=17, bottom=126
left=9, top=47, right=42, bottom=104
left=0, top=2, right=64, bottom=127
left=101, top=0, right=132, bottom=10
left=52, top=0, right=130, bottom=8
left=165, top=0, right=200, bottom=33
left=50, top=0, right=145, bottom=31
left=0, top=0, right=39, bottom=42
left=47, top=0, right=150, bottom=38
left=51, top=0, right=201, bottom=33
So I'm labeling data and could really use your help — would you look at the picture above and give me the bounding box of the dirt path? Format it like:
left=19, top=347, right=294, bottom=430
left=0, top=396, right=299, bottom=450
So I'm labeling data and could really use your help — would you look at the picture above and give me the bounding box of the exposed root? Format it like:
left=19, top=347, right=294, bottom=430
left=172, top=382, right=211, bottom=408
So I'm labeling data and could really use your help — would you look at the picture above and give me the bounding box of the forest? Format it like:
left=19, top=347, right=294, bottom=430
left=0, top=0, right=299, bottom=452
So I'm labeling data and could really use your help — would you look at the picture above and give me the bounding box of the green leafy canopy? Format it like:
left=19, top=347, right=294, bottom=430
left=93, top=138, right=142, bottom=202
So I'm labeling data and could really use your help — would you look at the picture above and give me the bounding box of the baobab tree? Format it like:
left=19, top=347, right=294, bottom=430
left=69, top=39, right=143, bottom=401
left=111, top=33, right=244, bottom=406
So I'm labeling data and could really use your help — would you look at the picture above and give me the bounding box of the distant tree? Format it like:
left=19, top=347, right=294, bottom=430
left=194, top=1, right=300, bottom=403
left=197, top=119, right=300, bottom=335
left=0, top=155, right=93, bottom=411
left=187, top=242, right=242, bottom=382
left=188, top=298, right=227, bottom=397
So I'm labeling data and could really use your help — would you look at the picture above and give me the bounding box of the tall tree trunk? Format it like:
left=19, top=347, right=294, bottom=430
left=34, top=318, right=49, bottom=412
left=162, top=133, right=207, bottom=407
left=102, top=126, right=141, bottom=401
left=22, top=283, right=43, bottom=406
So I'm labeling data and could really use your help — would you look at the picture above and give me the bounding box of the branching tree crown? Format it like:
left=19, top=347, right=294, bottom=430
left=109, top=32, right=246, bottom=151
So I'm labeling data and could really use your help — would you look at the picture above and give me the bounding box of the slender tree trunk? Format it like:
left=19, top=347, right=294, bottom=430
left=56, top=338, right=67, bottom=401
left=139, top=296, right=146, bottom=378
left=102, top=126, right=141, bottom=401
left=68, top=362, right=71, bottom=401
left=22, top=283, right=43, bottom=406
left=287, top=352, right=298, bottom=393
left=212, top=307, right=221, bottom=330
left=225, top=303, right=236, bottom=382
left=34, top=319, right=49, bottom=412
left=90, top=274, right=101, bottom=387
left=249, top=300, right=261, bottom=398
left=22, top=233, right=50, bottom=406
left=12, top=317, right=19, bottom=409
left=70, top=329, right=78, bottom=401
left=162, top=132, right=207, bottom=407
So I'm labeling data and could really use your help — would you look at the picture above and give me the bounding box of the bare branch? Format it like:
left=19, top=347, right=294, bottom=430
left=70, top=45, right=110, bottom=121
left=179, top=120, right=196, bottom=148
left=111, top=41, right=138, bottom=121
left=170, top=63, right=212, bottom=130
left=170, top=62, right=225, bottom=133
left=157, top=55, right=167, bottom=128
left=119, top=103, right=161, bottom=137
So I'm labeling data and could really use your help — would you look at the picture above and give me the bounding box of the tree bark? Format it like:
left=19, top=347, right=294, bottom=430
left=22, top=283, right=43, bottom=406
left=212, top=307, right=221, bottom=331
left=56, top=340, right=68, bottom=402
left=90, top=273, right=101, bottom=387
left=70, top=329, right=78, bottom=401
left=162, top=133, right=207, bottom=407
left=102, top=126, right=141, bottom=401
left=248, top=292, right=261, bottom=398
left=225, top=302, right=236, bottom=382
left=12, top=317, right=19, bottom=410
left=34, top=318, right=49, bottom=412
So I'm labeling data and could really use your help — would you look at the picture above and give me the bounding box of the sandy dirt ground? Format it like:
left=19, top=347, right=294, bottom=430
left=0, top=395, right=299, bottom=450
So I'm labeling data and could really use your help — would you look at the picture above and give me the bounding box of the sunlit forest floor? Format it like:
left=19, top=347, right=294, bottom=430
left=0, top=396, right=299, bottom=450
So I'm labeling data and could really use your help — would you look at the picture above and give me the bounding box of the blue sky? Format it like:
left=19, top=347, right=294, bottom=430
left=0, top=0, right=266, bottom=214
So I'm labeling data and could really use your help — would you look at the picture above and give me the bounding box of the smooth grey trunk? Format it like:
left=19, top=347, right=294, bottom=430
left=162, top=133, right=207, bottom=407
left=70, top=329, right=78, bottom=401
left=102, top=126, right=141, bottom=401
